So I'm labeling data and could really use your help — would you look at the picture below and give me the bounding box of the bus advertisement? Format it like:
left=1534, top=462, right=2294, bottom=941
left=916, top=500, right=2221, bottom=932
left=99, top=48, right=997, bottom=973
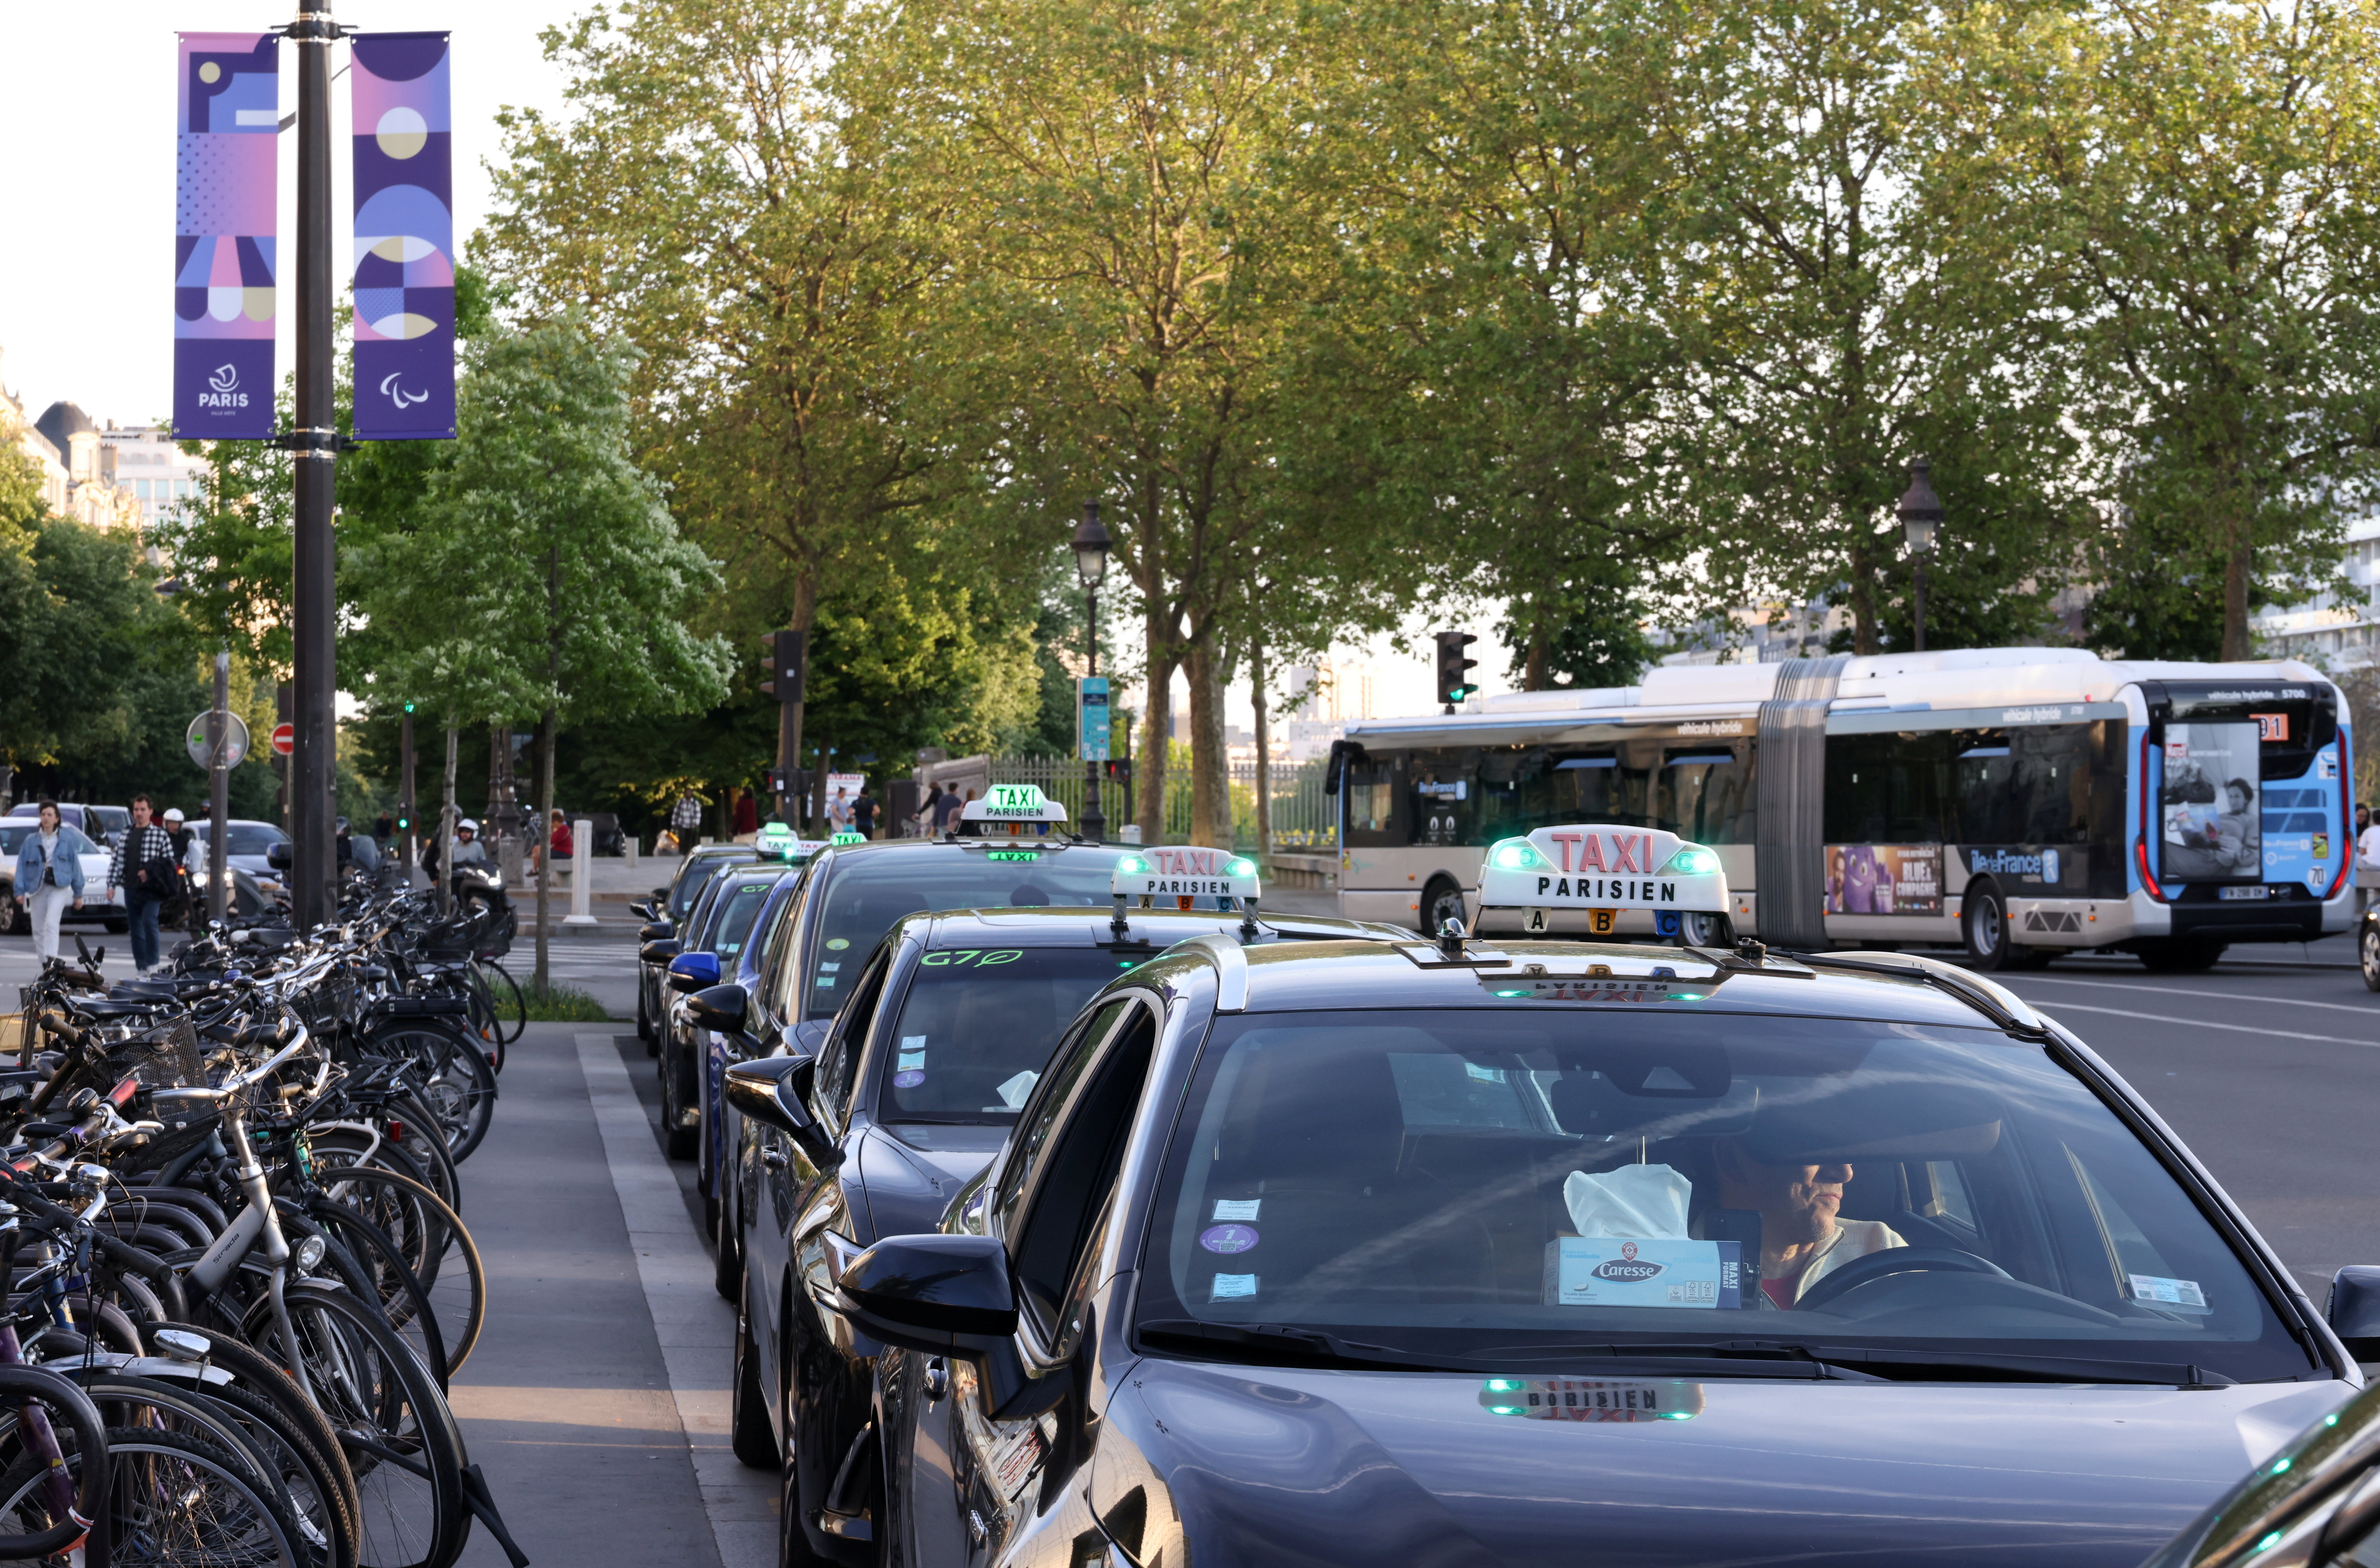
left=1326, top=648, right=2353, bottom=972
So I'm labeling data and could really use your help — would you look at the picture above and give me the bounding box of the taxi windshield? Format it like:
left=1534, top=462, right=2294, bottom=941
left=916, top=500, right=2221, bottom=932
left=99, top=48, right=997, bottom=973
left=1138, top=1009, right=2311, bottom=1380
left=804, top=848, right=1123, bottom=1018
left=671, top=855, right=749, bottom=922
left=705, top=879, right=776, bottom=959
left=877, top=947, right=1140, bottom=1126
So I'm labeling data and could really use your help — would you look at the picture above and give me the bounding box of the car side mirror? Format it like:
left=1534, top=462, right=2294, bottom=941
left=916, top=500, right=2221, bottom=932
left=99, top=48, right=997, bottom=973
left=628, top=900, right=654, bottom=921
left=638, top=920, right=673, bottom=943
left=265, top=842, right=292, bottom=871
left=836, top=1233, right=1018, bottom=1350
left=667, top=952, right=722, bottom=993
left=2330, top=1266, right=2380, bottom=1360
left=723, top=1052, right=840, bottom=1167
left=688, top=982, right=749, bottom=1037
left=639, top=938, right=682, bottom=966
left=652, top=885, right=669, bottom=901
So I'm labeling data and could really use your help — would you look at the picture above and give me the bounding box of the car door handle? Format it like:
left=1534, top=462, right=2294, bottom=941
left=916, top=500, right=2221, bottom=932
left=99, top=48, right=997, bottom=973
left=761, top=1148, right=789, bottom=1170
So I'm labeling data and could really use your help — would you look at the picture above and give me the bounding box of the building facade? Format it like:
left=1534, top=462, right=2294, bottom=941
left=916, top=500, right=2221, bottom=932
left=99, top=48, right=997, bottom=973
left=99, top=425, right=207, bottom=530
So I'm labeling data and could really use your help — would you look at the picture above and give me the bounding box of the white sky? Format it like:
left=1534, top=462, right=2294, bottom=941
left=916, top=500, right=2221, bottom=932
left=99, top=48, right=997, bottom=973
left=0, top=2, right=580, bottom=430
left=0, top=3, right=1513, bottom=726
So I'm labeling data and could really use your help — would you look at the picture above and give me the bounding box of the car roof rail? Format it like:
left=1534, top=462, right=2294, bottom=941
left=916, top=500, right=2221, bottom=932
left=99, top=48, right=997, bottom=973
left=1180, top=934, right=1251, bottom=1012
left=1783, top=950, right=2049, bottom=1037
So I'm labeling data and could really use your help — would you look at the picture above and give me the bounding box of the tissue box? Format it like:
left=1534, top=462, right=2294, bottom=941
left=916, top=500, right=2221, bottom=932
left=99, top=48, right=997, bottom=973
left=1543, top=1238, right=1743, bottom=1309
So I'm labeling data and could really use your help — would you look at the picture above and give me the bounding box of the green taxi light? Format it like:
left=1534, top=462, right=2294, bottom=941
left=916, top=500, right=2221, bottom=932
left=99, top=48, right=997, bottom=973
left=1488, top=839, right=1546, bottom=871
left=1225, top=856, right=1258, bottom=878
left=831, top=831, right=865, bottom=844
left=1119, top=856, right=1148, bottom=876
left=2256, top=1531, right=2284, bottom=1552
left=1483, top=1379, right=1525, bottom=1392
left=2271, top=1458, right=2293, bottom=1475
left=1658, top=1409, right=1696, bottom=1420
left=1488, top=1405, right=1523, bottom=1416
left=1659, top=845, right=1721, bottom=876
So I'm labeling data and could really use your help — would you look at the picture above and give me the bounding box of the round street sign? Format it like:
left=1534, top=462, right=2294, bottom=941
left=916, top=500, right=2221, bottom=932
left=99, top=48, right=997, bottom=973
left=183, top=710, right=251, bottom=771
left=270, top=722, right=296, bottom=757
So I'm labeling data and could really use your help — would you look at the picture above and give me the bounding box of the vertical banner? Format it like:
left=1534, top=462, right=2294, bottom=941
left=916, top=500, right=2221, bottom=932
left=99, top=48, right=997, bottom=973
left=350, top=33, right=456, bottom=439
left=174, top=33, right=279, bottom=439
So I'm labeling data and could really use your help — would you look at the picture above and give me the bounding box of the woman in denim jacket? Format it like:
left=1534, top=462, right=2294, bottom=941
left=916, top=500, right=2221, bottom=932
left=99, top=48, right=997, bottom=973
left=14, top=800, right=94, bottom=963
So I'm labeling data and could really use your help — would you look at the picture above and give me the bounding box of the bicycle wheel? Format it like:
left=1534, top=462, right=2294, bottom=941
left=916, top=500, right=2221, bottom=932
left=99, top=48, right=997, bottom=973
left=310, top=1167, right=484, bottom=1375
left=305, top=1196, right=453, bottom=1387
left=0, top=1364, right=111, bottom=1559
left=477, top=959, right=526, bottom=1048
left=359, top=1028, right=495, bottom=1164
left=0, top=1426, right=307, bottom=1568
left=241, top=1283, right=468, bottom=1568
left=56, top=1374, right=309, bottom=1542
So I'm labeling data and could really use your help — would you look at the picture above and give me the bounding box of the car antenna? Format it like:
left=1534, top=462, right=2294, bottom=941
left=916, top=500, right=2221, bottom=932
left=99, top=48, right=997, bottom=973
left=1437, top=915, right=1468, bottom=958
left=1111, top=892, right=1131, bottom=939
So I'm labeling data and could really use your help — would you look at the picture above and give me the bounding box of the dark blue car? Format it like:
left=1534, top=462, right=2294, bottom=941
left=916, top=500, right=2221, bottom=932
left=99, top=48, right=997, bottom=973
left=737, top=937, right=2362, bottom=1568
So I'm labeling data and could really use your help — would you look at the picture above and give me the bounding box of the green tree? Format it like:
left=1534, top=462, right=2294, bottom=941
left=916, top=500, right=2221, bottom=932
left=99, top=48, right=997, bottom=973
left=361, top=319, right=731, bottom=991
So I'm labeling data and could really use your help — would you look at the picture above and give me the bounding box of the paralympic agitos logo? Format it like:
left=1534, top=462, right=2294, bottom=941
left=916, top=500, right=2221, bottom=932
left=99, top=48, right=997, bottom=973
left=1592, top=1241, right=1665, bottom=1282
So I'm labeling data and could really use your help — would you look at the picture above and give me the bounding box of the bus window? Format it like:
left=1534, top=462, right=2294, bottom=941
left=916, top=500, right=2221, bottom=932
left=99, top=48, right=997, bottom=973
left=1824, top=731, right=1955, bottom=843
left=1954, top=725, right=2093, bottom=845
left=1663, top=747, right=1755, bottom=844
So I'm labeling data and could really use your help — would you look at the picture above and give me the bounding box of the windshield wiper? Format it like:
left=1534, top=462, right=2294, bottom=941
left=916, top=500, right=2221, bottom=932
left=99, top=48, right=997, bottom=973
left=1135, top=1319, right=1481, bottom=1372
left=1810, top=1347, right=2238, bottom=1387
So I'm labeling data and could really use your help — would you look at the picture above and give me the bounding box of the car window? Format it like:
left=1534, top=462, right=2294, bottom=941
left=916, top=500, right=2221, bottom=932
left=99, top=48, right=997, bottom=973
left=993, top=998, right=1135, bottom=1243
left=670, top=855, right=749, bottom=923
left=215, top=824, right=288, bottom=856
left=1007, top=1003, right=1159, bottom=1337
left=813, top=945, right=894, bottom=1132
left=710, top=880, right=776, bottom=960
left=757, top=880, right=810, bottom=1022
left=0, top=825, right=28, bottom=855
left=875, top=947, right=1147, bottom=1128
left=1134, top=1009, right=2312, bottom=1381
left=801, top=847, right=1126, bottom=1020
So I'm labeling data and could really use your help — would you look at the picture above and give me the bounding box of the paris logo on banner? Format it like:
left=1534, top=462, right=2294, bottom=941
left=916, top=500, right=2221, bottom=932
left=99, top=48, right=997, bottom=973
left=174, top=33, right=278, bottom=440
left=351, top=33, right=455, bottom=440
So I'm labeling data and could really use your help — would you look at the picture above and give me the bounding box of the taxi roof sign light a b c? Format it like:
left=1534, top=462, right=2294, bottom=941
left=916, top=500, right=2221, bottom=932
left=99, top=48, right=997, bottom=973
left=957, top=783, right=1069, bottom=838
left=1475, top=823, right=1730, bottom=940
left=754, top=823, right=800, bottom=860
left=1110, top=845, right=1263, bottom=937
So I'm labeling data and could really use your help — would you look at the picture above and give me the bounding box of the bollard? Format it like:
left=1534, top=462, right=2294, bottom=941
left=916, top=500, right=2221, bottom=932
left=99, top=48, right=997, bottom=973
left=564, top=817, right=598, bottom=928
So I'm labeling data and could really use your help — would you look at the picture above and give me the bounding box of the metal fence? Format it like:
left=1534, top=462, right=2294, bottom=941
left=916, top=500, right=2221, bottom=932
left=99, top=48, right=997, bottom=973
left=956, top=755, right=1333, bottom=854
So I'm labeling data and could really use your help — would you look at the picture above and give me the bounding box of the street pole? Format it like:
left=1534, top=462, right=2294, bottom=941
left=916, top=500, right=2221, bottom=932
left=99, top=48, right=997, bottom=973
left=1914, top=553, right=1928, bottom=654
left=208, top=651, right=230, bottom=924
left=399, top=710, right=416, bottom=881
left=288, top=1, right=339, bottom=929
left=1082, top=579, right=1106, bottom=842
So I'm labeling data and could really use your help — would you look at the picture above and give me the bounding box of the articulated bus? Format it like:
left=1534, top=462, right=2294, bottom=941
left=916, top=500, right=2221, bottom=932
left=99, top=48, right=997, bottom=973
left=1328, top=648, right=2354, bottom=971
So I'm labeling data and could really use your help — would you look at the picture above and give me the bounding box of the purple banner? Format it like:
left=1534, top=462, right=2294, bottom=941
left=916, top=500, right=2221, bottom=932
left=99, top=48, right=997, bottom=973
left=174, top=33, right=278, bottom=439
left=351, top=33, right=455, bottom=440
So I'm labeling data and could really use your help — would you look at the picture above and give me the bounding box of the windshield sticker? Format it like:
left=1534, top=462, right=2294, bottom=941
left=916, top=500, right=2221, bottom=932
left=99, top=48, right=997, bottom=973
left=1479, top=1378, right=1705, bottom=1423
left=2129, top=1274, right=2211, bottom=1313
left=1546, top=1238, right=1742, bottom=1310
left=920, top=949, right=1026, bottom=968
left=1211, top=1273, right=1259, bottom=1302
left=826, top=938, right=850, bottom=950
left=992, top=1070, right=1038, bottom=1111
left=1213, top=1199, right=1261, bottom=1222
left=1200, top=1224, right=1260, bottom=1255
left=893, top=1070, right=925, bottom=1088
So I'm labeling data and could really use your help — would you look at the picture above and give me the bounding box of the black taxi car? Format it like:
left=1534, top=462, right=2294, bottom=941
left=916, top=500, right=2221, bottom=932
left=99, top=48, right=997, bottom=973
left=730, top=822, right=2370, bottom=1568
left=635, top=842, right=759, bottom=1046
left=709, top=847, right=1407, bottom=1563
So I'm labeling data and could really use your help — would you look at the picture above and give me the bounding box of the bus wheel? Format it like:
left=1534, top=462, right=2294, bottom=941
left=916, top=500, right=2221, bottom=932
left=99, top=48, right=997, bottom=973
left=2361, top=923, right=2380, bottom=993
left=1962, top=884, right=2026, bottom=972
left=1419, top=877, right=1467, bottom=937
left=1680, top=910, right=1732, bottom=947
left=2139, top=939, right=2226, bottom=973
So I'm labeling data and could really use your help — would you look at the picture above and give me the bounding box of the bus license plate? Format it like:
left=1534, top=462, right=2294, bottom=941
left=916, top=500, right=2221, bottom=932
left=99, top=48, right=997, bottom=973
left=2219, top=885, right=2272, bottom=901
left=1587, top=908, right=1619, bottom=934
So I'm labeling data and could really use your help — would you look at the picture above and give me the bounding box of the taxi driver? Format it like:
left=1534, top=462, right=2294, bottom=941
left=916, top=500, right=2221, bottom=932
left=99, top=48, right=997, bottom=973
left=1714, top=1141, right=1906, bottom=1307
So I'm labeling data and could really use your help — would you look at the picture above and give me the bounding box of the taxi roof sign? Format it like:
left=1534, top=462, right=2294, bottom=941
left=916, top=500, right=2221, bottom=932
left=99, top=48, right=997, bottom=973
left=1112, top=845, right=1260, bottom=905
left=960, top=783, right=1068, bottom=824
left=1476, top=824, right=1729, bottom=932
left=830, top=830, right=867, bottom=845
left=755, top=822, right=801, bottom=860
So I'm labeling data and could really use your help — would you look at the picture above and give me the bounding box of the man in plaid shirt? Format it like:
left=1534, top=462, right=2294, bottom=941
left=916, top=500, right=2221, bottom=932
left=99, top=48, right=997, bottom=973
left=669, top=790, right=704, bottom=852
left=107, top=793, right=178, bottom=974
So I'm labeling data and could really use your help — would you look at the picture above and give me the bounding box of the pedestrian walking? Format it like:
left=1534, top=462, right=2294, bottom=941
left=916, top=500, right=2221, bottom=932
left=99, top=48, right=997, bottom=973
left=105, top=794, right=178, bottom=975
left=732, top=788, right=759, bottom=841
left=668, top=789, right=704, bottom=853
left=13, top=800, right=92, bottom=965
left=912, top=784, right=942, bottom=838
left=829, top=787, right=853, bottom=833
left=935, top=787, right=971, bottom=834
left=851, top=784, right=877, bottom=841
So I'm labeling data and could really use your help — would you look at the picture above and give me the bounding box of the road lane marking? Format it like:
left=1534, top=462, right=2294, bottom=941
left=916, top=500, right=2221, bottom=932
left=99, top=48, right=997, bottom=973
left=2036, top=1002, right=2380, bottom=1048
left=2010, top=975, right=2380, bottom=1016
left=578, top=1035, right=775, bottom=1568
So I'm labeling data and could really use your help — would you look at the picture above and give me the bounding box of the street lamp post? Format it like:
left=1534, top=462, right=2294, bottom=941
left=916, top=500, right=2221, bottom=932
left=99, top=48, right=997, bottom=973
left=1072, top=502, right=1111, bottom=841
left=1897, top=457, right=1944, bottom=653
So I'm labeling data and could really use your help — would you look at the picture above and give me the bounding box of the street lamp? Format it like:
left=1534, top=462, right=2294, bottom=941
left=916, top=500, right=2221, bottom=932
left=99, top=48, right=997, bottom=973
left=1072, top=501, right=1111, bottom=840
left=1897, top=457, right=1944, bottom=653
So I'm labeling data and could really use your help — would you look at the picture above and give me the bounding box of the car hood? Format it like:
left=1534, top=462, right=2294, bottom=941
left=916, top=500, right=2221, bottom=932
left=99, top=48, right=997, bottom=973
left=1106, top=1359, right=2353, bottom=1568
left=852, top=1124, right=1005, bottom=1241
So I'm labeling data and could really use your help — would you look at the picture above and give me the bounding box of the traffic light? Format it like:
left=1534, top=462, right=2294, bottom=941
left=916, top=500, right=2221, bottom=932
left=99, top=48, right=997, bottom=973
left=395, top=809, right=412, bottom=831
left=401, top=699, right=416, bottom=715
left=759, top=629, right=806, bottom=705
left=1435, top=630, right=1479, bottom=707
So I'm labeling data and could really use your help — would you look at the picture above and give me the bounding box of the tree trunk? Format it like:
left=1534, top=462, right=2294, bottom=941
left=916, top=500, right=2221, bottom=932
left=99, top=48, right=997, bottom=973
left=534, top=705, right=555, bottom=998
left=780, top=568, right=818, bottom=822
left=1251, top=634, right=1272, bottom=860
left=1187, top=634, right=1231, bottom=849
left=438, top=725, right=458, bottom=916
left=2222, top=536, right=2253, bottom=661
left=1140, top=606, right=1177, bottom=845
left=1849, top=532, right=1881, bottom=655
left=1524, top=636, right=1549, bottom=692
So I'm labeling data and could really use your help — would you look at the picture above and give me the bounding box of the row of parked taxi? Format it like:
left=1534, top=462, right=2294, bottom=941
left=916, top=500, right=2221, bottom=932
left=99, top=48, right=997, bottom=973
left=628, top=792, right=2380, bottom=1568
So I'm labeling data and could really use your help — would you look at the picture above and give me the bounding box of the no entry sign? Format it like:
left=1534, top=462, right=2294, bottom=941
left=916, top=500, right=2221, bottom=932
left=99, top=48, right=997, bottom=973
left=270, top=722, right=296, bottom=757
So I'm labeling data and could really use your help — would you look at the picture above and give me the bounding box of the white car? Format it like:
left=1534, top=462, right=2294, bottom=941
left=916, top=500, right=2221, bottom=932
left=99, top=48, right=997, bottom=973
left=0, top=818, right=127, bottom=933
